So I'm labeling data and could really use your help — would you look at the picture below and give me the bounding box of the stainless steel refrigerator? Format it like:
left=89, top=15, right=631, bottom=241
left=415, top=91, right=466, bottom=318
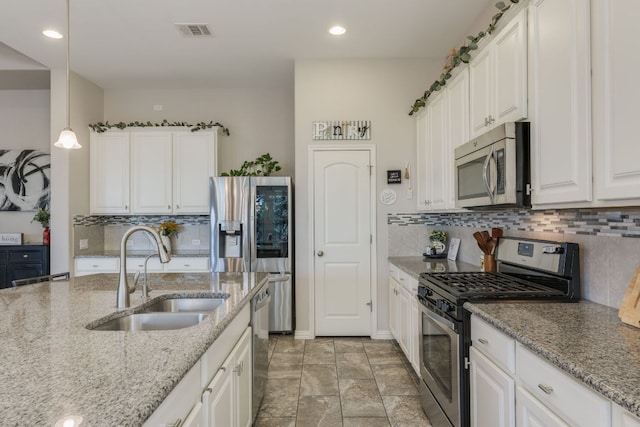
left=209, top=176, right=293, bottom=333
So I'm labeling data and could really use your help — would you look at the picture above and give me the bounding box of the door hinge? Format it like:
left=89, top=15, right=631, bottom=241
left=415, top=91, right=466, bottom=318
left=366, top=300, right=373, bottom=312
left=370, top=234, right=373, bottom=244
left=464, top=357, right=471, bottom=370
left=526, top=183, right=533, bottom=196
left=368, top=165, right=373, bottom=176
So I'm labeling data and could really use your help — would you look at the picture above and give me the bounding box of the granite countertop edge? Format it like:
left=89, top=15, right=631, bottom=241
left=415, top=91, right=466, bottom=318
left=465, top=302, right=640, bottom=418
left=387, top=255, right=479, bottom=279
left=75, top=250, right=209, bottom=258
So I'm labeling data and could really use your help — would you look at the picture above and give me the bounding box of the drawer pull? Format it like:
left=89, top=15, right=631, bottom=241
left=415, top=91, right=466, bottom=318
left=478, top=338, right=489, bottom=345
left=538, top=384, right=554, bottom=394
left=92, top=265, right=99, bottom=268
left=23, top=254, right=29, bottom=258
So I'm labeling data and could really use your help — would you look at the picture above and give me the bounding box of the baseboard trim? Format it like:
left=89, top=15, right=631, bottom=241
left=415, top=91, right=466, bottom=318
left=373, top=330, right=393, bottom=340
left=294, top=330, right=314, bottom=340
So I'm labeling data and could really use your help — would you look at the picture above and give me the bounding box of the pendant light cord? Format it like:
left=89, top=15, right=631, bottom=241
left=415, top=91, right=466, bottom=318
left=65, top=0, right=71, bottom=128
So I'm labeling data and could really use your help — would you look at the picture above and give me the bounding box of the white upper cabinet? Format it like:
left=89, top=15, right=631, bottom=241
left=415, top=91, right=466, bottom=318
left=529, top=0, right=592, bottom=205
left=131, top=132, right=174, bottom=214
left=90, top=132, right=130, bottom=214
left=90, top=128, right=218, bottom=215
left=445, top=67, right=470, bottom=208
left=592, top=0, right=640, bottom=202
left=173, top=131, right=218, bottom=214
left=417, top=91, right=449, bottom=211
left=470, top=9, right=528, bottom=139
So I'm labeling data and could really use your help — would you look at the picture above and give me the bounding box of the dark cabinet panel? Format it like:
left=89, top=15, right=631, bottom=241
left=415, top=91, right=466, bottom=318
left=0, top=245, right=49, bottom=289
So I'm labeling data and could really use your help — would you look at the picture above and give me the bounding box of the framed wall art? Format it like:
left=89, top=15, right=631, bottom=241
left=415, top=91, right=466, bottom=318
left=0, top=149, right=51, bottom=211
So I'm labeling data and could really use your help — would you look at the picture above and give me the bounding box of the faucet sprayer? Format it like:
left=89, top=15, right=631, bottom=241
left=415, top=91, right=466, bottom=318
left=116, top=225, right=171, bottom=309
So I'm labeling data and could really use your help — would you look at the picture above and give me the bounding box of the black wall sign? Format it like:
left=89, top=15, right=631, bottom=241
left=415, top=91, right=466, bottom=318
left=387, top=170, right=401, bottom=184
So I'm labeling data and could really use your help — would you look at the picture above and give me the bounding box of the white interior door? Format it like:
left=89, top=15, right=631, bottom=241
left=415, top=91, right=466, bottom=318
left=313, top=149, right=372, bottom=336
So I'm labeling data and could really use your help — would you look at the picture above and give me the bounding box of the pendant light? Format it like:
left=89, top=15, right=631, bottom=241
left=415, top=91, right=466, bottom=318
left=54, top=0, right=81, bottom=149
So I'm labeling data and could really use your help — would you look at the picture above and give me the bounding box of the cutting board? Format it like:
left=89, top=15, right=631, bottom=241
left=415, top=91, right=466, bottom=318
left=618, top=265, right=640, bottom=329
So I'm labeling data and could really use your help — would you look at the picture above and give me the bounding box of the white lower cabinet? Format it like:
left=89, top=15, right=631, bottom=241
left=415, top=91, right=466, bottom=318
left=388, top=263, right=420, bottom=375
left=144, top=304, right=252, bottom=427
left=75, top=256, right=209, bottom=276
left=470, top=315, right=619, bottom=427
left=470, top=316, right=516, bottom=427
left=613, top=404, right=640, bottom=427
left=516, top=386, right=569, bottom=427
left=516, top=343, right=610, bottom=427
left=469, top=346, right=515, bottom=427
left=144, top=360, right=202, bottom=426
left=203, top=327, right=252, bottom=427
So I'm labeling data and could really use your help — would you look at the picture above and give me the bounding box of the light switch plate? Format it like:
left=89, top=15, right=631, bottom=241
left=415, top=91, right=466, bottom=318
left=192, top=239, right=201, bottom=246
left=79, top=239, right=89, bottom=250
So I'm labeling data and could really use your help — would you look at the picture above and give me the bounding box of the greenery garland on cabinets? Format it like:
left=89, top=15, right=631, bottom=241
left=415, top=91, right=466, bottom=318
left=88, top=119, right=230, bottom=136
left=221, top=153, right=282, bottom=176
left=408, top=0, right=521, bottom=116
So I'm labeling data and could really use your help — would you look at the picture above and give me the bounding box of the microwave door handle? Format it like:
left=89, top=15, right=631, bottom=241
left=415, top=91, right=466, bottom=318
left=482, top=147, right=496, bottom=204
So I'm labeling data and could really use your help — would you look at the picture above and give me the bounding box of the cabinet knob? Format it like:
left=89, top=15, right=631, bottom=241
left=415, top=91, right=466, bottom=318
left=168, top=205, right=171, bottom=210
left=478, top=338, right=489, bottom=345
left=176, top=205, right=179, bottom=209
left=23, top=254, right=28, bottom=258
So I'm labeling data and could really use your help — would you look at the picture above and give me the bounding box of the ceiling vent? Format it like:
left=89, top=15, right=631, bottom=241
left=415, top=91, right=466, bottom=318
left=176, top=24, right=213, bottom=37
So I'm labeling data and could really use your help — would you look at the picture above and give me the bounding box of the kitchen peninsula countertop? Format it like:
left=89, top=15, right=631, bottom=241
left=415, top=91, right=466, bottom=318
left=0, top=271, right=268, bottom=426
left=388, top=255, right=480, bottom=278
left=75, top=249, right=209, bottom=257
left=466, top=301, right=640, bottom=418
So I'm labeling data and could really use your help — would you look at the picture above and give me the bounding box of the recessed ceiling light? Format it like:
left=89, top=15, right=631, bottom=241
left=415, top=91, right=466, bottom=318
left=328, top=26, right=346, bottom=36
left=43, top=30, right=63, bottom=39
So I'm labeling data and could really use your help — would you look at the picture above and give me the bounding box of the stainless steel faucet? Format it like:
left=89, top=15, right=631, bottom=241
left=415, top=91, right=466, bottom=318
left=116, top=225, right=171, bottom=309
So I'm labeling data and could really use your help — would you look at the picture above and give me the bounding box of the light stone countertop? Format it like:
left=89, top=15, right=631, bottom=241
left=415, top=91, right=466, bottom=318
left=466, top=301, right=640, bottom=418
left=387, top=256, right=480, bottom=279
left=75, top=249, right=209, bottom=257
left=0, top=271, right=268, bottom=426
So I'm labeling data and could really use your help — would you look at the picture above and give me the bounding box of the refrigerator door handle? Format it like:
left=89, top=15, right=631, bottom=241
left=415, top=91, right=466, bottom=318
left=268, top=274, right=291, bottom=283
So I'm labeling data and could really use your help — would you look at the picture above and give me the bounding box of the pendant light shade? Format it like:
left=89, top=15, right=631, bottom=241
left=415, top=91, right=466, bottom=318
left=54, top=0, right=81, bottom=149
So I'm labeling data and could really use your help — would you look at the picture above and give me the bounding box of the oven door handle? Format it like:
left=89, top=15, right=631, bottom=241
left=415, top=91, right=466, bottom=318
left=482, top=146, right=496, bottom=205
left=421, top=302, right=457, bottom=332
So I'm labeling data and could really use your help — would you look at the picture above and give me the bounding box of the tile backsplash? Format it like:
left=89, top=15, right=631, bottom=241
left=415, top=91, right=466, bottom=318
left=388, top=208, right=640, bottom=310
left=73, top=215, right=210, bottom=253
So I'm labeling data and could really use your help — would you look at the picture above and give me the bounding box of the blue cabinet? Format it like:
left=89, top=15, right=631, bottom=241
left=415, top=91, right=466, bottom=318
left=0, top=245, right=50, bottom=288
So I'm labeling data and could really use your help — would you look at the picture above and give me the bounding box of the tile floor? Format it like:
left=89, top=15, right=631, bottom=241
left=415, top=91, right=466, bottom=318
left=254, top=336, right=432, bottom=427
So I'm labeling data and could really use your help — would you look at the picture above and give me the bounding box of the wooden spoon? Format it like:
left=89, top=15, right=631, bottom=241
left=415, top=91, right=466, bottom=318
left=473, top=231, right=489, bottom=254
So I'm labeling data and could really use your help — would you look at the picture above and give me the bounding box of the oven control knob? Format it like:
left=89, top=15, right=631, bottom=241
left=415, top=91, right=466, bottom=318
left=436, top=300, right=453, bottom=312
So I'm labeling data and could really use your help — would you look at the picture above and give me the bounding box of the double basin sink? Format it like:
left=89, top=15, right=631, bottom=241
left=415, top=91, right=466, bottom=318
left=89, top=294, right=230, bottom=332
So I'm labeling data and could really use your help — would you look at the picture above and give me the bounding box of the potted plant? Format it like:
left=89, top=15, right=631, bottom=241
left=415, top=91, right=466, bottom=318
left=32, top=208, right=51, bottom=245
left=158, top=220, right=181, bottom=253
left=428, top=230, right=447, bottom=256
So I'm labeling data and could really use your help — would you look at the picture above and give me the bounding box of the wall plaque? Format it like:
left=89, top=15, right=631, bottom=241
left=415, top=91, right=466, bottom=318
left=312, top=120, right=371, bottom=140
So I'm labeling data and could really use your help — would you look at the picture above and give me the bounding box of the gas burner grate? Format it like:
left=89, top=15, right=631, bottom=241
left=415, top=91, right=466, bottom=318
left=420, top=272, right=564, bottom=297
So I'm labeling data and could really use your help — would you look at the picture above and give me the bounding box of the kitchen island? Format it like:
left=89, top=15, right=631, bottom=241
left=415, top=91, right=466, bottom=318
left=0, top=271, right=267, bottom=426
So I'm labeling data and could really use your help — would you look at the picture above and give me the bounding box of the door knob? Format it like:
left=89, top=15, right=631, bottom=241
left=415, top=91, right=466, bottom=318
left=317, top=250, right=324, bottom=257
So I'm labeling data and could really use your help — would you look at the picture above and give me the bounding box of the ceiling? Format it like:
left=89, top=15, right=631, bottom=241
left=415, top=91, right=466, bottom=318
left=0, top=0, right=492, bottom=89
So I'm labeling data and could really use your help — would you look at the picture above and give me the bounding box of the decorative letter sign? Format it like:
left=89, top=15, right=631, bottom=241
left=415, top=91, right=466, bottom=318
left=312, top=121, right=371, bottom=140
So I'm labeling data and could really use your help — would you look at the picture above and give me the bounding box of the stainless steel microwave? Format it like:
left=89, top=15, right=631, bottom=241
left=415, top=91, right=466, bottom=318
left=454, top=122, right=530, bottom=209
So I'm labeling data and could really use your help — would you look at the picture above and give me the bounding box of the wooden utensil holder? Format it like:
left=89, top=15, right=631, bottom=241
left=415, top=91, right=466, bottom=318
left=484, top=254, right=497, bottom=272
left=619, top=265, right=640, bottom=329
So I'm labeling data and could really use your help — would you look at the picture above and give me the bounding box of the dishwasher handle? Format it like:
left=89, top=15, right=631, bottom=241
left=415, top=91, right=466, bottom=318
left=254, top=287, right=272, bottom=312
left=268, top=274, right=291, bottom=283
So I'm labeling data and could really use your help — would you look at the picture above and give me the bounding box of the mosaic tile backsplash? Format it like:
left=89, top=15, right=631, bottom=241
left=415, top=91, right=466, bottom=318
left=387, top=208, right=640, bottom=310
left=388, top=209, right=640, bottom=237
left=73, top=215, right=209, bottom=226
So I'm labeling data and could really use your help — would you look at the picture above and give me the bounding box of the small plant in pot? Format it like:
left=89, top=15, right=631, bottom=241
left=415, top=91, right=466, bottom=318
left=31, top=208, right=51, bottom=245
left=426, top=230, right=447, bottom=256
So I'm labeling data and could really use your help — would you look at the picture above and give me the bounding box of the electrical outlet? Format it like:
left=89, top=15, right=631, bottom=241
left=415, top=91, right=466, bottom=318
left=79, top=239, right=89, bottom=250
left=407, top=189, right=413, bottom=199
left=153, top=104, right=163, bottom=111
left=192, top=239, right=201, bottom=246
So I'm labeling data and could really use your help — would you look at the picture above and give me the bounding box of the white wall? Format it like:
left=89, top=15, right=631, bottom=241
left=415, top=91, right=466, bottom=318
left=103, top=87, right=294, bottom=176
left=50, top=71, right=103, bottom=273
left=294, top=58, right=442, bottom=337
left=0, top=89, right=50, bottom=243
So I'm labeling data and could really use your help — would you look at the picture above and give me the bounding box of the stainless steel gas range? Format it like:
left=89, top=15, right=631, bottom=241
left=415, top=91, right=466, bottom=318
left=416, top=237, right=581, bottom=427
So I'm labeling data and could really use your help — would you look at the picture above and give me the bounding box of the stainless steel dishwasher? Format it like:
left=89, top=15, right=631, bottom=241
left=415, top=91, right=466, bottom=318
left=251, top=282, right=271, bottom=423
